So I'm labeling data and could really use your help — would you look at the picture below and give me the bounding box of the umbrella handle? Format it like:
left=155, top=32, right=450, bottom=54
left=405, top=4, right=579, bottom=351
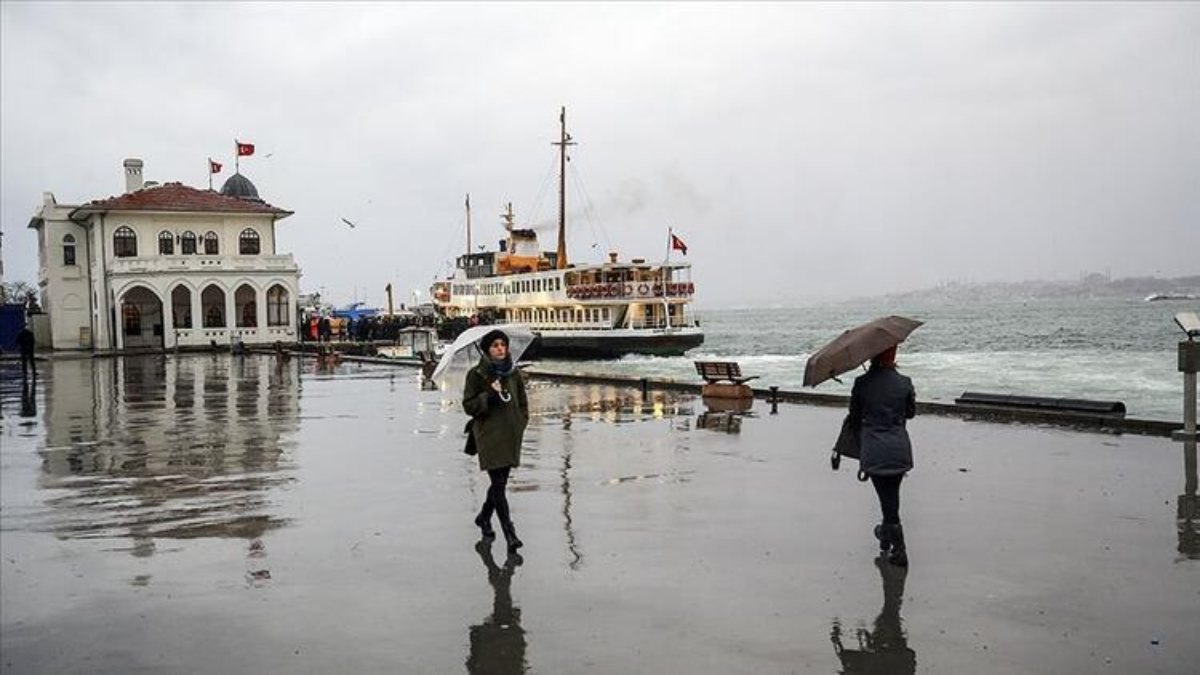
left=498, top=390, right=512, bottom=403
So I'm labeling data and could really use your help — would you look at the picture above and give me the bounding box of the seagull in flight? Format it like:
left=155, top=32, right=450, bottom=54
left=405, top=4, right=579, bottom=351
left=341, top=218, right=357, bottom=229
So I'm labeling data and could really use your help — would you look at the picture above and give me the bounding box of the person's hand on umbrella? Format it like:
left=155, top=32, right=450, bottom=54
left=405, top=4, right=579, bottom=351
left=490, top=379, right=511, bottom=403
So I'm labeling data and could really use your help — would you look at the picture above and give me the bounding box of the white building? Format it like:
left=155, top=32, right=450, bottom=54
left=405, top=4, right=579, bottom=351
left=29, top=158, right=302, bottom=351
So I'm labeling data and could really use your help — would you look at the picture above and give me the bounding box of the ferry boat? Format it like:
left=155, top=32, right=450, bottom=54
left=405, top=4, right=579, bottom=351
left=431, top=109, right=704, bottom=359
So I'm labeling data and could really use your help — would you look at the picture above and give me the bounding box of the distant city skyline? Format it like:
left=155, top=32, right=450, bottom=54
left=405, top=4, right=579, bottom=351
left=3, top=2, right=1197, bottom=308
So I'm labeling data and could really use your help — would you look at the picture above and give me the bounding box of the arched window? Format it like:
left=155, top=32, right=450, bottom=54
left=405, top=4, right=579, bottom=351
left=201, top=285, right=225, bottom=328
left=62, top=234, right=76, bottom=266
left=239, top=229, right=260, bottom=255
left=158, top=231, right=174, bottom=255
left=267, top=285, right=289, bottom=326
left=172, top=285, right=192, bottom=328
left=180, top=231, right=197, bottom=255
left=113, top=226, right=137, bottom=257
left=235, top=284, right=257, bottom=327
left=203, top=231, right=219, bottom=255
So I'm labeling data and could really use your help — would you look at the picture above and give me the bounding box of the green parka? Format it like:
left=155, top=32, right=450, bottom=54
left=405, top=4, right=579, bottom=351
left=463, top=357, right=529, bottom=471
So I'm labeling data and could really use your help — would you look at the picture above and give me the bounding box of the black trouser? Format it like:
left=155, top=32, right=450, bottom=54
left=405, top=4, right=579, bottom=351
left=21, top=353, right=35, bottom=378
left=480, top=466, right=513, bottom=525
left=870, top=474, right=903, bottom=525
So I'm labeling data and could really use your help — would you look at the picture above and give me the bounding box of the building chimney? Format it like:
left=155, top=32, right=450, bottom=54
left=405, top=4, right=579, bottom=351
left=123, top=158, right=144, bottom=192
left=608, top=252, right=618, bottom=264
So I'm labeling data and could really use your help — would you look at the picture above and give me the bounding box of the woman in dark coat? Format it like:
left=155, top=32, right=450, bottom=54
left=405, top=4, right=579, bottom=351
left=849, top=345, right=916, bottom=566
left=463, top=329, right=529, bottom=552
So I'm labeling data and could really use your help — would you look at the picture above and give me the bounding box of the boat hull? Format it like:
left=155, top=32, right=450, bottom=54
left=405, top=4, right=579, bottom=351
left=528, top=330, right=704, bottom=359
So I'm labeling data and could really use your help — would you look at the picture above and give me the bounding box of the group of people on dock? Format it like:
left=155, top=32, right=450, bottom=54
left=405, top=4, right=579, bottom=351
left=301, top=313, right=433, bottom=343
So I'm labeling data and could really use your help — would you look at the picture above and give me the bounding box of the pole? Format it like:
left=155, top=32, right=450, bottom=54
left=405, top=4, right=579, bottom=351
left=208, top=158, right=213, bottom=191
left=465, top=193, right=472, bottom=255
left=1186, top=369, right=1197, bottom=437
left=1177, top=337, right=1200, bottom=443
left=552, top=107, right=575, bottom=269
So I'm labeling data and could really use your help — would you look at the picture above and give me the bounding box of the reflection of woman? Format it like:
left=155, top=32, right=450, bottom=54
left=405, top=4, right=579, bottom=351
left=463, top=330, right=529, bottom=552
left=849, top=345, right=915, bottom=567
left=466, top=541, right=526, bottom=675
left=831, top=556, right=916, bottom=675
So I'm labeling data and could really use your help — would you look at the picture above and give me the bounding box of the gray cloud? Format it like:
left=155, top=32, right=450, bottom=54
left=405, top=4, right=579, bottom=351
left=2, top=2, right=1197, bottom=308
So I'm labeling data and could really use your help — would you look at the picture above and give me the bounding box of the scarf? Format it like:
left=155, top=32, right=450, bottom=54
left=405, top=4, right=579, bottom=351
left=489, top=356, right=515, bottom=378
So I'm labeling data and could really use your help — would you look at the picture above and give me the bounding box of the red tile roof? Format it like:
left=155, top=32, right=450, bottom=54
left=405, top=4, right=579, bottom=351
left=74, top=182, right=291, bottom=216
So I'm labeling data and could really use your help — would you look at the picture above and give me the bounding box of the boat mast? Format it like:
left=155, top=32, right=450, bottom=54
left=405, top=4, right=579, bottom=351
left=553, top=106, right=575, bottom=270
left=502, top=202, right=515, bottom=252
left=465, top=193, right=472, bottom=255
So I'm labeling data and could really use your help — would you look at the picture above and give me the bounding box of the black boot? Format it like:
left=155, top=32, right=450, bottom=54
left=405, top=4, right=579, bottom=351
left=475, top=507, right=495, bottom=539
left=500, top=520, right=523, bottom=553
left=886, top=524, right=908, bottom=567
left=874, top=523, right=892, bottom=553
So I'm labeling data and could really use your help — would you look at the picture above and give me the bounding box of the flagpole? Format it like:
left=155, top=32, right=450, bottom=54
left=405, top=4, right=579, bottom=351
left=234, top=140, right=239, bottom=174
left=208, top=158, right=213, bottom=191
left=665, top=226, right=672, bottom=265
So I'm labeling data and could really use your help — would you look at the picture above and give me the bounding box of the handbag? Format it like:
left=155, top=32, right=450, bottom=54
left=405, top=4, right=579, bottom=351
left=463, top=420, right=477, bottom=456
left=831, top=413, right=860, bottom=470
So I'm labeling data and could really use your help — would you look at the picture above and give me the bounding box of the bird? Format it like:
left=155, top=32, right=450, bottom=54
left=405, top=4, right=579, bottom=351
left=341, top=218, right=357, bottom=229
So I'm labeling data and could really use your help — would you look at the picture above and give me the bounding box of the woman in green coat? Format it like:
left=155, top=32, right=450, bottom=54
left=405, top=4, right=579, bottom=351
left=463, top=329, right=529, bottom=552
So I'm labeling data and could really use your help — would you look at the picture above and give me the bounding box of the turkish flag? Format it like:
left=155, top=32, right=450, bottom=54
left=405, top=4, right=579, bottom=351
left=209, top=159, right=223, bottom=174
left=671, top=233, right=688, bottom=256
left=236, top=142, right=255, bottom=157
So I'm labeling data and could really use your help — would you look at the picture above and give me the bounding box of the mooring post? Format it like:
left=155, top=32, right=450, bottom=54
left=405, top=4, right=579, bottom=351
left=769, top=386, right=779, bottom=415
left=1173, top=312, right=1200, bottom=443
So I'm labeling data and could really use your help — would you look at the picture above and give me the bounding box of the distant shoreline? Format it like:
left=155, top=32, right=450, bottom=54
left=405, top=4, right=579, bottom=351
left=696, top=275, right=1200, bottom=312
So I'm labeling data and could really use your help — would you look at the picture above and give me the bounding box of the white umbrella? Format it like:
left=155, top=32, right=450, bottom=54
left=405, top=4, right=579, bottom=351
left=430, top=324, right=536, bottom=394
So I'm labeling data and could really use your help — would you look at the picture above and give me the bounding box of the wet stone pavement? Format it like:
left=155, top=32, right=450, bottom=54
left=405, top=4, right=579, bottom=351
left=1, top=354, right=1197, bottom=674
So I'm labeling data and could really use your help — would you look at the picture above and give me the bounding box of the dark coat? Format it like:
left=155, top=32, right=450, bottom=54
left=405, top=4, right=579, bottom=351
left=849, top=366, right=916, bottom=477
left=16, top=328, right=35, bottom=356
left=463, top=357, right=529, bottom=472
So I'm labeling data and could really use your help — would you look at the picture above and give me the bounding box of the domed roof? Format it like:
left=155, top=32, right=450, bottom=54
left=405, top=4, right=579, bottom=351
left=220, top=173, right=261, bottom=201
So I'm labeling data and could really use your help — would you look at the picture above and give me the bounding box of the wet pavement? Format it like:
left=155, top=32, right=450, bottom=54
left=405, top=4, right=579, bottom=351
left=1, top=354, right=1197, bottom=674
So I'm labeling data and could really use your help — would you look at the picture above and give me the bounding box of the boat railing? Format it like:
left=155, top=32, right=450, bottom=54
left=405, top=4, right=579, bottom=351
left=565, top=281, right=695, bottom=301
left=490, top=319, right=694, bottom=332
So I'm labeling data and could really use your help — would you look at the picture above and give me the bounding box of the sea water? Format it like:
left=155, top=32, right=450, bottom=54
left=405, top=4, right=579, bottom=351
left=536, top=298, right=1197, bottom=421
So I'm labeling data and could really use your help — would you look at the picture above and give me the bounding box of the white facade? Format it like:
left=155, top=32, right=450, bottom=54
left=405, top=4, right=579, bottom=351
left=29, top=160, right=302, bottom=351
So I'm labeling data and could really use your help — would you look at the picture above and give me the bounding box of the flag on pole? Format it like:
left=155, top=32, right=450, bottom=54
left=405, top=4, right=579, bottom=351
left=671, top=233, right=689, bottom=256
left=209, top=159, right=223, bottom=174
left=236, top=141, right=255, bottom=157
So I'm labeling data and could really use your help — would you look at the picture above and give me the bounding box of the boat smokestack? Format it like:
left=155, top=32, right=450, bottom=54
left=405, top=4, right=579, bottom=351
left=609, top=252, right=618, bottom=264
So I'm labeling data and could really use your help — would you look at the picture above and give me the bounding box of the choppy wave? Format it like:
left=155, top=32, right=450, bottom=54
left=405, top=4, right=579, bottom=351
left=535, top=298, right=1196, bottom=421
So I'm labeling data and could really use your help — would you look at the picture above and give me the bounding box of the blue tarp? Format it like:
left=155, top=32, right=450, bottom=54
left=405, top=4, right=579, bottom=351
left=331, top=303, right=379, bottom=321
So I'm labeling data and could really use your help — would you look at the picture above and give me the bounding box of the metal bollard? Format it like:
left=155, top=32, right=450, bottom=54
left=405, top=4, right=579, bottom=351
left=769, top=386, right=779, bottom=415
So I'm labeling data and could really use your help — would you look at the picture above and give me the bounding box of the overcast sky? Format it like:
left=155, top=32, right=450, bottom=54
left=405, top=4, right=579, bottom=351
left=2, top=2, right=1196, bottom=308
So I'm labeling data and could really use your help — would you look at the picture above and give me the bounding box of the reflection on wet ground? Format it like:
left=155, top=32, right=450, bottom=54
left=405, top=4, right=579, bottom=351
left=1181, top=441, right=1199, bottom=560
left=1, top=356, right=1198, bottom=674
left=832, top=557, right=916, bottom=675
left=467, top=541, right=526, bottom=675
left=9, top=355, right=298, bottom=546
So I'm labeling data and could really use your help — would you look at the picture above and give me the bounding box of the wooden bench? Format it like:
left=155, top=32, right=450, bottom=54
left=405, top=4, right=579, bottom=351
left=694, top=361, right=760, bottom=385
left=694, top=361, right=758, bottom=400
